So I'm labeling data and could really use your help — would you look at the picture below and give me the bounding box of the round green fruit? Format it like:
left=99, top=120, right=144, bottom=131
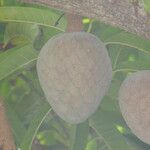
left=119, top=70, right=150, bottom=144
left=37, top=32, right=112, bottom=124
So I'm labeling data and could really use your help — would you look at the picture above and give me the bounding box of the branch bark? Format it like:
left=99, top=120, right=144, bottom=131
left=21, top=0, right=150, bottom=40
left=66, top=13, right=83, bottom=32
left=0, top=97, right=16, bottom=150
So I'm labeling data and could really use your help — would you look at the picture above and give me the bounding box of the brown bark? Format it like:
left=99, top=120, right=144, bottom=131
left=21, top=0, right=150, bottom=40
left=0, top=98, right=16, bottom=150
left=66, top=13, right=83, bottom=32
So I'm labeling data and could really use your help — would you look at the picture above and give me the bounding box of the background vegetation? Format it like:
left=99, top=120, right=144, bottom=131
left=0, top=0, right=150, bottom=150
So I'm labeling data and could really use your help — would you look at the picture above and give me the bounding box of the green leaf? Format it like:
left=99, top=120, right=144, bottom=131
left=0, top=0, right=4, bottom=6
left=0, top=23, right=5, bottom=42
left=4, top=22, right=39, bottom=45
left=91, top=22, right=150, bottom=55
left=20, top=103, right=51, bottom=150
left=14, top=91, right=45, bottom=126
left=85, top=139, right=97, bottom=150
left=106, top=75, right=124, bottom=101
left=100, top=96, right=120, bottom=112
left=90, top=109, right=137, bottom=150
left=107, top=45, right=124, bottom=70
left=124, top=134, right=150, bottom=150
left=0, top=80, right=11, bottom=97
left=34, top=26, right=62, bottom=50
left=1, top=0, right=19, bottom=6
left=69, top=120, right=89, bottom=150
left=36, top=130, right=57, bottom=146
left=105, top=32, right=150, bottom=55
left=0, top=44, right=38, bottom=81
left=0, top=7, right=66, bottom=31
left=5, top=102, right=27, bottom=145
left=114, top=60, right=150, bottom=74
left=143, top=0, right=150, bottom=13
left=108, top=45, right=140, bottom=70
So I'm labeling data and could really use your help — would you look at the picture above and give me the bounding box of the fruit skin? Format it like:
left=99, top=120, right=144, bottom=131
left=119, top=70, right=150, bottom=144
left=37, top=32, right=112, bottom=124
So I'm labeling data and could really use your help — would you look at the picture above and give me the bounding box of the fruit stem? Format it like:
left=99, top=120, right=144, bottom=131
left=66, top=13, right=83, bottom=32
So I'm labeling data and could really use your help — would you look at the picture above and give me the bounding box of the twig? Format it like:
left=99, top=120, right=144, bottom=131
left=66, top=13, right=83, bottom=32
left=21, top=0, right=150, bottom=40
left=0, top=97, right=16, bottom=150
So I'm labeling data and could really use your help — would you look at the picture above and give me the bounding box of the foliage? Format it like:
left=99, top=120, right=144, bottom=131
left=143, top=0, right=150, bottom=13
left=0, top=0, right=150, bottom=150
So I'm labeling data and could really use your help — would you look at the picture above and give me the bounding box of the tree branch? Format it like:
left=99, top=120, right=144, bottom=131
left=66, top=13, right=83, bottom=32
left=21, top=0, right=150, bottom=40
left=0, top=97, right=16, bottom=150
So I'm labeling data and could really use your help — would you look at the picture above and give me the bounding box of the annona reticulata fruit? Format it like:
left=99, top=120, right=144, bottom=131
left=119, top=70, right=150, bottom=144
left=37, top=32, right=112, bottom=124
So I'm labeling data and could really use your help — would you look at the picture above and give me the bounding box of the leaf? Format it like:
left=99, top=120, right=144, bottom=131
left=69, top=120, right=89, bottom=150
left=0, top=7, right=66, bottom=31
left=105, top=32, right=150, bottom=55
left=4, top=22, right=39, bottom=45
left=5, top=102, right=27, bottom=145
left=91, top=22, right=150, bottom=55
left=90, top=109, right=137, bottom=150
left=100, top=96, right=120, bottom=112
left=1, top=0, right=19, bottom=6
left=0, top=44, right=38, bottom=81
left=0, top=80, right=11, bottom=98
left=0, top=23, right=5, bottom=42
left=85, top=139, right=97, bottom=150
left=114, top=60, right=150, bottom=74
left=143, top=0, right=150, bottom=13
left=108, top=45, right=140, bottom=70
left=124, top=134, right=150, bottom=150
left=107, top=45, right=123, bottom=70
left=20, top=103, right=51, bottom=150
left=14, top=91, right=45, bottom=126
left=34, top=26, right=62, bottom=50
left=36, top=130, right=57, bottom=146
